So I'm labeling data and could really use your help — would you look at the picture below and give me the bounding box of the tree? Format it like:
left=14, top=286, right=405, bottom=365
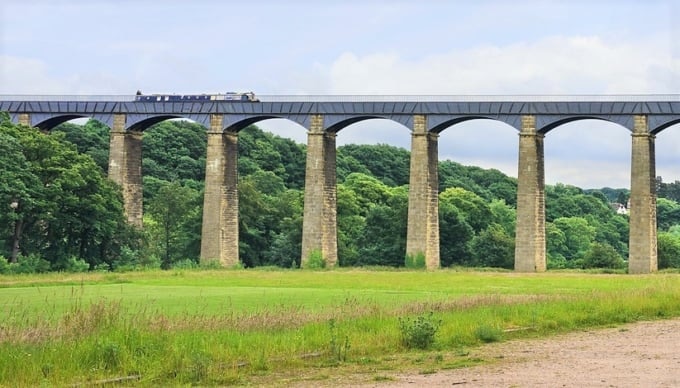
left=656, top=198, right=680, bottom=231
left=549, top=217, right=596, bottom=265
left=469, top=223, right=515, bottom=269
left=142, top=120, right=207, bottom=183
left=657, top=231, right=680, bottom=269
left=342, top=173, right=393, bottom=215
left=438, top=200, right=473, bottom=267
left=337, top=144, right=410, bottom=187
left=146, top=181, right=202, bottom=268
left=439, top=187, right=493, bottom=233
left=1, top=116, right=136, bottom=269
left=581, top=242, right=626, bottom=269
left=0, top=132, right=41, bottom=262
left=355, top=188, right=408, bottom=267
left=53, top=119, right=110, bottom=172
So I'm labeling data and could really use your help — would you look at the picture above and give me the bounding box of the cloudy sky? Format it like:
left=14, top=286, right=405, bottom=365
left=2, top=0, right=680, bottom=189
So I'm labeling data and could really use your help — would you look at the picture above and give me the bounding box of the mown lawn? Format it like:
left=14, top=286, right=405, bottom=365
left=1, top=268, right=679, bottom=386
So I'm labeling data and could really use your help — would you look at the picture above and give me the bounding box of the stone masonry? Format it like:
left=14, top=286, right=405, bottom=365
left=301, top=114, right=338, bottom=267
left=515, top=115, right=546, bottom=272
left=406, top=115, right=440, bottom=269
left=108, top=114, right=143, bottom=227
left=628, top=115, right=658, bottom=273
left=18, top=113, right=31, bottom=126
left=200, top=114, right=240, bottom=267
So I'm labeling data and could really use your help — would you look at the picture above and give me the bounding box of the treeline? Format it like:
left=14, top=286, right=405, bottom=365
left=2, top=114, right=680, bottom=272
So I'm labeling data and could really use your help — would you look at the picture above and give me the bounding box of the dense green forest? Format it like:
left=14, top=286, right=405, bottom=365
left=2, top=113, right=680, bottom=272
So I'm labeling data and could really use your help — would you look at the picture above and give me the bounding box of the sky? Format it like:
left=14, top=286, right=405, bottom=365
left=2, top=0, right=680, bottom=189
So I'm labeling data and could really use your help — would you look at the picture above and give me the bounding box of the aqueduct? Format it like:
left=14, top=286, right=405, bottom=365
left=3, top=94, right=679, bottom=273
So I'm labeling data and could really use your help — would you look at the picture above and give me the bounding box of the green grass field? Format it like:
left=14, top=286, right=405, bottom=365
left=1, top=268, right=679, bottom=386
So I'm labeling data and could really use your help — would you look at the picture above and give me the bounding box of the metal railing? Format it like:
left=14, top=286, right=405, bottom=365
left=2, top=94, right=680, bottom=102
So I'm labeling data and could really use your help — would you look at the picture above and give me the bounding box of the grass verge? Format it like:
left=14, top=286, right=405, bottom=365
left=0, top=269, right=678, bottom=386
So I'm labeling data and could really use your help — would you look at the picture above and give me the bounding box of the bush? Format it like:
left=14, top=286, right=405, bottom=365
left=172, top=259, right=199, bottom=270
left=582, top=242, right=626, bottom=269
left=62, top=256, right=90, bottom=273
left=658, top=232, right=680, bottom=269
left=398, top=312, right=441, bottom=350
left=10, top=254, right=51, bottom=274
left=0, top=256, right=9, bottom=274
left=304, top=250, right=326, bottom=269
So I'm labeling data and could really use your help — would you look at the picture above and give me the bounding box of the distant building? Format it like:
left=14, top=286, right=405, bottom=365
left=613, top=202, right=629, bottom=215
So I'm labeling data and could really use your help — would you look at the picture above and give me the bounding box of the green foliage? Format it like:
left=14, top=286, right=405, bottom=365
left=440, top=187, right=493, bottom=232
left=2, top=270, right=680, bottom=385
left=10, top=254, right=51, bottom=274
left=146, top=181, right=202, bottom=268
left=474, top=324, right=503, bottom=343
left=6, top=113, right=661, bottom=272
left=469, top=223, right=515, bottom=269
left=0, top=120, right=137, bottom=269
left=173, top=259, right=200, bottom=270
left=439, top=200, right=474, bottom=266
left=657, top=198, right=680, bottom=231
left=327, top=319, right=350, bottom=363
left=53, top=119, right=111, bottom=172
left=657, top=232, right=680, bottom=269
left=582, top=242, right=626, bottom=269
left=0, top=256, right=9, bottom=274
left=337, top=144, right=410, bottom=186
left=142, top=120, right=207, bottom=183
left=53, top=256, right=90, bottom=273
left=398, top=312, right=442, bottom=350
left=405, top=252, right=426, bottom=269
left=304, top=249, right=326, bottom=269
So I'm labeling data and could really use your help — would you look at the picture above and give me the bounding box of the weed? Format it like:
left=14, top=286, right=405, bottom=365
left=328, top=319, right=350, bottom=362
left=398, top=312, right=442, bottom=350
left=474, top=324, right=503, bottom=343
left=373, top=375, right=395, bottom=381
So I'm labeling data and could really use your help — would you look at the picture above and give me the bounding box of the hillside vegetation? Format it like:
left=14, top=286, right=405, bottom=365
left=2, top=114, right=680, bottom=272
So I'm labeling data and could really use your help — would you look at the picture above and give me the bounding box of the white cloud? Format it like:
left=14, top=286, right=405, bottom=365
left=0, top=55, right=135, bottom=95
left=326, top=35, right=680, bottom=95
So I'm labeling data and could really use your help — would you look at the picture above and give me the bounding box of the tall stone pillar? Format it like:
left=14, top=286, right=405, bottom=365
left=515, top=115, right=546, bottom=272
left=200, top=114, right=240, bottom=267
left=108, top=114, right=143, bottom=227
left=18, top=113, right=31, bottom=126
left=628, top=115, right=657, bottom=274
left=406, top=115, right=440, bottom=269
left=301, top=114, right=338, bottom=267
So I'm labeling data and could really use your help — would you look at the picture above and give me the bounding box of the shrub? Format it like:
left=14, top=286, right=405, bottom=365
left=172, top=259, right=199, bottom=270
left=0, top=256, right=9, bottom=274
left=398, top=312, right=441, bottom=350
left=658, top=232, right=680, bottom=269
left=474, top=324, right=502, bottom=343
left=10, top=254, right=51, bottom=274
left=304, top=250, right=326, bottom=269
left=582, top=242, right=625, bottom=269
left=63, top=256, right=90, bottom=273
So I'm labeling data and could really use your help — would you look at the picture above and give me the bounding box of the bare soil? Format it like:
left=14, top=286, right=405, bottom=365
left=364, top=318, right=680, bottom=387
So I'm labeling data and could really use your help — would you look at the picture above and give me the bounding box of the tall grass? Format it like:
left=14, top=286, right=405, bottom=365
left=0, top=269, right=679, bottom=386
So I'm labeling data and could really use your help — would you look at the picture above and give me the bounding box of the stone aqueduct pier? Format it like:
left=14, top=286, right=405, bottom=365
left=3, top=95, right=680, bottom=274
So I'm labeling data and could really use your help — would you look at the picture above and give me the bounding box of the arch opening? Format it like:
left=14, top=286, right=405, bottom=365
left=436, top=118, right=518, bottom=269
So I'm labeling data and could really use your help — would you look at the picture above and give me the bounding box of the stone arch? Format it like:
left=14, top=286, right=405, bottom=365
left=537, top=115, right=633, bottom=134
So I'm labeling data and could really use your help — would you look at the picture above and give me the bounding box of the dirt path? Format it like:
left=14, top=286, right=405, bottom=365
left=370, top=318, right=680, bottom=387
